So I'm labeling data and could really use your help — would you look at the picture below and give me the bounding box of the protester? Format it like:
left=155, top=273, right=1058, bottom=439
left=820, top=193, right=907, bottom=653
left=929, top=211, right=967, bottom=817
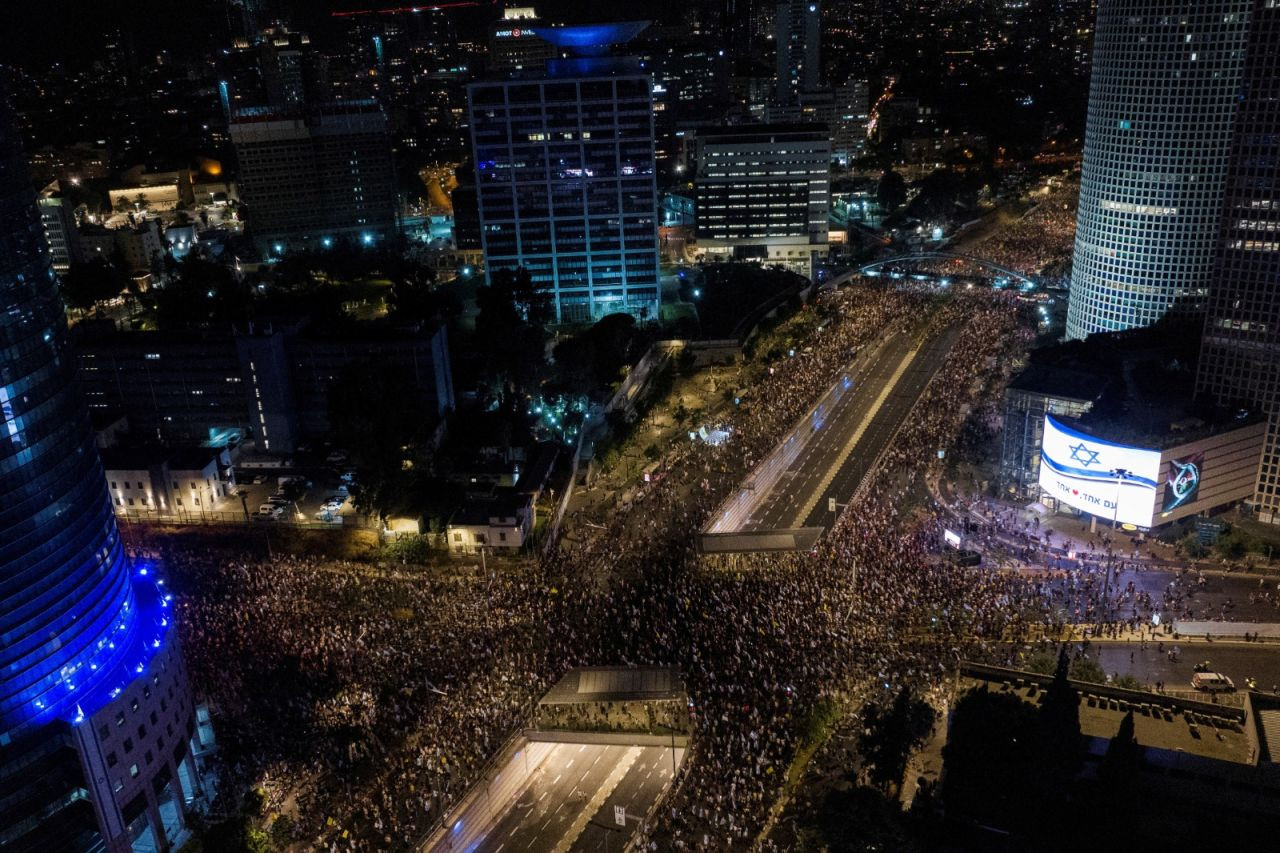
left=153, top=287, right=1084, bottom=851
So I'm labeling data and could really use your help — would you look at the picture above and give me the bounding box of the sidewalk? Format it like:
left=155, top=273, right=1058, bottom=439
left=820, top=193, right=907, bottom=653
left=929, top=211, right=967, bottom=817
left=1062, top=623, right=1280, bottom=645
left=931, top=472, right=1280, bottom=581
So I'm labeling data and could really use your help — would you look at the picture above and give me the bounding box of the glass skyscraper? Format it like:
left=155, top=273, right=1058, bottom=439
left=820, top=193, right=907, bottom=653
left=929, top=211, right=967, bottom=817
left=468, top=24, right=661, bottom=325
left=1197, top=0, right=1280, bottom=523
left=1066, top=0, right=1254, bottom=340
left=1, top=93, right=207, bottom=852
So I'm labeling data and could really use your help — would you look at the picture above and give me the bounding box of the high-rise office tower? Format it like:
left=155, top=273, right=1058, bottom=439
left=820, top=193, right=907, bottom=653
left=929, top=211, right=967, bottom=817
left=1197, top=0, right=1280, bottom=523
left=231, top=101, right=398, bottom=256
left=1065, top=1, right=1254, bottom=340
left=488, top=7, right=555, bottom=73
left=0, top=93, right=208, bottom=852
left=468, top=23, right=660, bottom=324
left=774, top=0, right=820, bottom=105
left=259, top=28, right=329, bottom=112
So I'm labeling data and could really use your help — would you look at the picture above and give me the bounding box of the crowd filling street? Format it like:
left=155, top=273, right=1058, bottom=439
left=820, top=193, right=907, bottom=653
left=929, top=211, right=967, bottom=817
left=133, top=283, right=1274, bottom=851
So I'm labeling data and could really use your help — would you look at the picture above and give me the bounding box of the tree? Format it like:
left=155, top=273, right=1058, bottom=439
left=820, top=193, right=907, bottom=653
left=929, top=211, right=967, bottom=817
left=327, top=361, right=428, bottom=524
left=859, top=688, right=936, bottom=794
left=941, top=686, right=1040, bottom=832
left=552, top=313, right=639, bottom=396
left=59, top=258, right=128, bottom=314
left=1092, top=709, right=1142, bottom=845
left=806, top=786, right=921, bottom=852
left=153, top=256, right=251, bottom=329
left=1112, top=674, right=1143, bottom=691
left=877, top=168, right=907, bottom=212
left=386, top=262, right=441, bottom=324
left=1032, top=649, right=1084, bottom=831
left=475, top=267, right=548, bottom=395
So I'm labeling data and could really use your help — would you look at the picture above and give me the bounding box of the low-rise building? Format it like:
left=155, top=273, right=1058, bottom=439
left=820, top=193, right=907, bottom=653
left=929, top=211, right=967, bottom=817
left=100, top=446, right=228, bottom=519
left=447, top=492, right=534, bottom=554
left=957, top=663, right=1280, bottom=827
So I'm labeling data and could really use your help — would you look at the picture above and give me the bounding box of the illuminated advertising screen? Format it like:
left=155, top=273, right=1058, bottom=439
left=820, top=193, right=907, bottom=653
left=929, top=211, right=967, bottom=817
left=1162, top=453, right=1204, bottom=513
left=1037, top=415, right=1161, bottom=528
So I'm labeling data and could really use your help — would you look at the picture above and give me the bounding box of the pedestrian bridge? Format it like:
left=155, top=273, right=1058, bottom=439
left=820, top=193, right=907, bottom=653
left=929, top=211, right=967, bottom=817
left=859, top=252, right=1038, bottom=288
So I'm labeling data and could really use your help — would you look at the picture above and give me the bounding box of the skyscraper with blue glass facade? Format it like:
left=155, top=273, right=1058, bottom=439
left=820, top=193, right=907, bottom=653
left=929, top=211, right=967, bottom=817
left=468, top=23, right=661, bottom=325
left=1, top=91, right=207, bottom=853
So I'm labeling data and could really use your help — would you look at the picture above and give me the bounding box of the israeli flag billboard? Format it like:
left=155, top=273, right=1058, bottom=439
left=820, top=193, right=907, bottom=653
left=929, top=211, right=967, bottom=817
left=1037, top=414, right=1161, bottom=528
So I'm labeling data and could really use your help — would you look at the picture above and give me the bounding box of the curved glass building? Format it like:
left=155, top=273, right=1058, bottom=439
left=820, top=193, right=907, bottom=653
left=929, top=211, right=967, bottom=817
left=1066, top=0, right=1254, bottom=340
left=1, top=94, right=207, bottom=851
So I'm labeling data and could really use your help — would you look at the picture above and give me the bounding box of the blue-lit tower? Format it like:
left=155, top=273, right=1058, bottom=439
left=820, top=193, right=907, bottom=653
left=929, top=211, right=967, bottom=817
left=468, top=21, right=662, bottom=324
left=1, top=93, right=208, bottom=852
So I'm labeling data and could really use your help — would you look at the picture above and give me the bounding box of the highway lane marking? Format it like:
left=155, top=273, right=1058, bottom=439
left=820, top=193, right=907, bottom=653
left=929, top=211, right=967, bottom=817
left=552, top=746, right=642, bottom=853
left=790, top=340, right=922, bottom=527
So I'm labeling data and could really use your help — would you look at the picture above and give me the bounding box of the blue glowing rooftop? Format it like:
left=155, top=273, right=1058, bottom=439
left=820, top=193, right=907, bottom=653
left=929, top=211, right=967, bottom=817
left=534, top=21, right=650, bottom=56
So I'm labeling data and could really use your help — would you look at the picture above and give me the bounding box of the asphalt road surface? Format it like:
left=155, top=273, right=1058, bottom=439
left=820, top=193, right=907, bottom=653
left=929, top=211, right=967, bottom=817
left=452, top=742, right=684, bottom=853
left=1093, top=643, right=1280, bottom=697
left=740, top=324, right=959, bottom=531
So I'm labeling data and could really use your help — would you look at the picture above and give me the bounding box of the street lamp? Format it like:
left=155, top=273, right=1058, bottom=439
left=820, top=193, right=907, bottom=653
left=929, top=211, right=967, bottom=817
left=1104, top=467, right=1130, bottom=621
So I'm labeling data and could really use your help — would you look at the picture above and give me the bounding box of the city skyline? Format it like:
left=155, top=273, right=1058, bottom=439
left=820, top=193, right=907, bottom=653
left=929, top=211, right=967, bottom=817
left=5, top=0, right=1280, bottom=850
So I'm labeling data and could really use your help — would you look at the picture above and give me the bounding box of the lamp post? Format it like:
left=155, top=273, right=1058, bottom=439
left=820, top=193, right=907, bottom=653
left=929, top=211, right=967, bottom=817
left=652, top=721, right=680, bottom=777
left=1105, top=467, right=1130, bottom=621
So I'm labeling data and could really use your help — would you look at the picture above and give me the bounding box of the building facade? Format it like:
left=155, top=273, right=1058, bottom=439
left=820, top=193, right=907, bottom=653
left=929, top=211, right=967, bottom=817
left=694, top=124, right=830, bottom=276
left=1196, top=0, right=1280, bottom=523
left=774, top=0, right=821, bottom=105
left=230, top=101, right=397, bottom=256
left=1066, top=0, right=1254, bottom=340
left=0, top=93, right=208, bottom=852
left=469, top=56, right=661, bottom=324
left=488, top=7, right=555, bottom=73
left=999, top=365, right=1109, bottom=500
left=72, top=320, right=454, bottom=454
left=37, top=190, right=83, bottom=271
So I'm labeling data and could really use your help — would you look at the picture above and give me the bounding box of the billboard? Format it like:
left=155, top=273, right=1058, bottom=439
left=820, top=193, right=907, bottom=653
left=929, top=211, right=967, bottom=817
left=1162, top=453, right=1204, bottom=513
left=1038, top=415, right=1161, bottom=528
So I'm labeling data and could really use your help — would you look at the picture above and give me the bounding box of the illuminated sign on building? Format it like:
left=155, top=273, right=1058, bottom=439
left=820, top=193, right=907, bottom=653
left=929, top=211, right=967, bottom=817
left=495, top=27, right=534, bottom=38
left=1162, top=453, right=1204, bottom=513
left=1038, top=414, right=1161, bottom=528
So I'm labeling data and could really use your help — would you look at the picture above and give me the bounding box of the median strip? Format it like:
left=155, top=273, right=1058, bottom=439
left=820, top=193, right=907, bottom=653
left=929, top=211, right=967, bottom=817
left=790, top=342, right=921, bottom=527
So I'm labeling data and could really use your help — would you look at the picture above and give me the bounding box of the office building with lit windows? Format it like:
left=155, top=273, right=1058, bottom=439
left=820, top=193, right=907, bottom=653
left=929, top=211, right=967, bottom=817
left=468, top=22, right=661, bottom=324
left=1197, top=0, right=1280, bottom=523
left=1065, top=1, right=1254, bottom=340
left=0, top=94, right=211, bottom=853
left=774, top=0, right=821, bottom=105
left=230, top=100, right=397, bottom=257
left=694, top=124, right=830, bottom=276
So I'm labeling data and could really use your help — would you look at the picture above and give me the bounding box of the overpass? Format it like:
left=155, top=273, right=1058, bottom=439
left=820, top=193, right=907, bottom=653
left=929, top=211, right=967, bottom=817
left=858, top=252, right=1038, bottom=288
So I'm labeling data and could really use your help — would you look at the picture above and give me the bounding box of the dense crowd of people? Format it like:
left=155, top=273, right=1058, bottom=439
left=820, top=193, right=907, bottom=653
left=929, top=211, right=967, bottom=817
left=971, top=183, right=1080, bottom=278
left=152, top=285, right=1108, bottom=850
